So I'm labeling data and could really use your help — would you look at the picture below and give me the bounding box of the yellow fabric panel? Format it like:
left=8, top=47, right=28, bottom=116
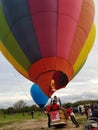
left=0, top=42, right=29, bottom=79
left=0, top=41, right=1, bottom=51
left=73, top=23, right=96, bottom=74
left=86, top=24, right=96, bottom=51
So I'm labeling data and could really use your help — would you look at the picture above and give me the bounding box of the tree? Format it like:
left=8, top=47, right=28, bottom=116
left=13, top=100, right=26, bottom=111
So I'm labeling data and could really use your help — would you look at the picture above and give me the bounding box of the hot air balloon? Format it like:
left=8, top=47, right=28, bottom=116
left=0, top=0, right=96, bottom=97
left=30, top=83, right=49, bottom=108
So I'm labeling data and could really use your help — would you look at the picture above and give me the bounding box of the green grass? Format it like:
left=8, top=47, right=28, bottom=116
left=0, top=112, right=87, bottom=129
left=0, top=111, right=47, bottom=127
left=76, top=114, right=87, bottom=125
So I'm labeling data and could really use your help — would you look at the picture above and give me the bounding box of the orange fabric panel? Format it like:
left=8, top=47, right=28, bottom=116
left=68, top=29, right=86, bottom=65
left=55, top=57, right=74, bottom=81
left=79, top=0, right=95, bottom=32
left=42, top=57, right=56, bottom=70
left=36, top=71, right=54, bottom=96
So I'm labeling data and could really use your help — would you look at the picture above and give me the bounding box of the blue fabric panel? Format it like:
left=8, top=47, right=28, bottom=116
left=30, top=84, right=49, bottom=108
left=1, top=0, right=42, bottom=63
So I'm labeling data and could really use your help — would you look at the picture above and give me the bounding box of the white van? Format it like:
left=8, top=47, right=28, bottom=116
left=78, top=105, right=85, bottom=114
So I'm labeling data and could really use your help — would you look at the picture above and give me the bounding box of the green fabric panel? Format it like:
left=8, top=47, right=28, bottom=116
left=0, top=5, right=31, bottom=70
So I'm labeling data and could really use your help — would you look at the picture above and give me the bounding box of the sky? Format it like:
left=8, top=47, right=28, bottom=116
left=0, top=0, right=98, bottom=108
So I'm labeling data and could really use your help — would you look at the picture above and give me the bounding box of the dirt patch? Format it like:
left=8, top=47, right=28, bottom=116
left=0, top=118, right=84, bottom=130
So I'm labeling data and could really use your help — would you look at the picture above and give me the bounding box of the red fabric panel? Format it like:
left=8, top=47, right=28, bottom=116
left=28, top=0, right=57, bottom=57
left=28, top=59, right=45, bottom=82
left=42, top=57, right=56, bottom=70
left=57, top=0, right=82, bottom=59
left=28, top=57, right=56, bottom=82
left=92, top=128, right=98, bottom=130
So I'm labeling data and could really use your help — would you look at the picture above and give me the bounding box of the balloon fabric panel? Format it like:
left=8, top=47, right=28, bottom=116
left=30, top=84, right=49, bottom=108
left=57, top=0, right=82, bottom=59
left=29, top=57, right=74, bottom=95
left=28, top=0, right=57, bottom=57
left=73, top=24, right=96, bottom=75
left=1, top=0, right=42, bottom=63
left=0, top=42, right=30, bottom=79
left=0, top=0, right=96, bottom=97
left=68, top=0, right=95, bottom=66
left=0, top=4, right=31, bottom=71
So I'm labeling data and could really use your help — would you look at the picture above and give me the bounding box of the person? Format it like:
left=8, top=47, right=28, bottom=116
left=84, top=105, right=92, bottom=119
left=87, top=106, right=92, bottom=118
left=91, top=108, right=98, bottom=118
left=46, top=103, right=52, bottom=128
left=90, top=102, right=95, bottom=114
left=46, top=100, right=60, bottom=128
left=46, top=100, right=61, bottom=128
left=50, top=100, right=60, bottom=111
left=79, top=106, right=82, bottom=115
left=48, top=79, right=57, bottom=97
left=94, top=102, right=98, bottom=109
left=66, top=105, right=79, bottom=128
left=31, top=110, right=34, bottom=119
left=51, top=95, right=62, bottom=107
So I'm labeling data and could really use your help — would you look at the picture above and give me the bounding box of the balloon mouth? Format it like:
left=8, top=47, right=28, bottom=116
left=52, top=70, right=68, bottom=89
left=28, top=57, right=74, bottom=96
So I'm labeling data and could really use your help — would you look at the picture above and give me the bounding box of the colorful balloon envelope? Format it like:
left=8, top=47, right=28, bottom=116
left=0, top=0, right=96, bottom=96
left=30, top=84, right=49, bottom=108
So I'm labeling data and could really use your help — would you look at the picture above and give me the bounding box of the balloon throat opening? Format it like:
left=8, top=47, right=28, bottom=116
left=52, top=70, right=69, bottom=89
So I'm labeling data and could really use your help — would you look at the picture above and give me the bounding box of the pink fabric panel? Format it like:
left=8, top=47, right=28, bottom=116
left=28, top=0, right=57, bottom=57
left=57, top=0, right=82, bottom=59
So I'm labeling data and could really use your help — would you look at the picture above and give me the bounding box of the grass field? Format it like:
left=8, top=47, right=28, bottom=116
left=0, top=112, right=87, bottom=130
left=0, top=111, right=47, bottom=127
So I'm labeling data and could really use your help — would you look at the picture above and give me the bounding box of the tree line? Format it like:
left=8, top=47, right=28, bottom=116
left=0, top=99, right=98, bottom=115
